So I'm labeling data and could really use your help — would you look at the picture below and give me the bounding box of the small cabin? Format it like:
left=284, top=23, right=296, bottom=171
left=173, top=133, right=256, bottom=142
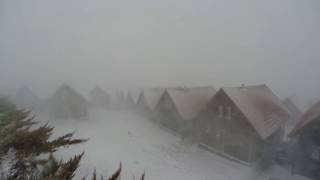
left=136, top=88, right=164, bottom=118
left=290, top=101, right=320, bottom=180
left=15, top=86, right=41, bottom=112
left=47, top=84, right=90, bottom=120
left=154, top=86, right=216, bottom=134
left=90, top=86, right=111, bottom=109
left=195, top=85, right=290, bottom=163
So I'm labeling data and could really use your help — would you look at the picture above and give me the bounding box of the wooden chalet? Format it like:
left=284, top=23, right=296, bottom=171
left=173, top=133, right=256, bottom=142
left=195, top=85, right=290, bottom=163
left=136, top=88, right=165, bottom=118
left=290, top=101, right=320, bottom=179
left=154, top=86, right=216, bottom=133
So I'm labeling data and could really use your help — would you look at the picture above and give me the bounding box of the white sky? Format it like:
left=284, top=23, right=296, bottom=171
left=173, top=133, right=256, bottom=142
left=1, top=0, right=320, bottom=109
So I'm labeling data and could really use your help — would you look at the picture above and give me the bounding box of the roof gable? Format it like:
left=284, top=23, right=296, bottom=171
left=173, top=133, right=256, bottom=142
left=283, top=98, right=302, bottom=119
left=90, top=86, right=110, bottom=100
left=220, top=85, right=290, bottom=139
left=167, top=86, right=216, bottom=120
left=15, top=86, right=41, bottom=108
left=50, top=84, right=90, bottom=107
left=290, top=101, right=320, bottom=135
left=141, top=88, right=165, bottom=110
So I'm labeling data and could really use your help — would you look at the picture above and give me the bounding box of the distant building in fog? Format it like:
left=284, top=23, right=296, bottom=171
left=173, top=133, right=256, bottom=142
left=90, top=86, right=111, bottom=109
left=290, top=101, right=320, bottom=180
left=47, top=84, right=90, bottom=120
left=125, top=89, right=141, bottom=109
left=136, top=88, right=165, bottom=118
left=195, top=85, right=290, bottom=164
left=107, top=89, right=126, bottom=109
left=15, top=86, right=41, bottom=112
left=154, top=86, right=216, bottom=134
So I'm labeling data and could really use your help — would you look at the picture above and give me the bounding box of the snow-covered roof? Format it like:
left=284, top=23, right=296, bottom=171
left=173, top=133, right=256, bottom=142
left=141, top=88, right=165, bottom=110
left=221, top=85, right=290, bottom=139
left=283, top=98, right=302, bottom=120
left=50, top=84, right=90, bottom=106
left=290, top=101, right=320, bottom=135
left=167, top=86, right=217, bottom=120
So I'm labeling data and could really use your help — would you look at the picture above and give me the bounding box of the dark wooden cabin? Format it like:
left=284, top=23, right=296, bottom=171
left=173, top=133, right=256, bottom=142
left=290, top=101, right=320, bottom=180
left=90, top=86, right=111, bottom=109
left=195, top=85, right=290, bottom=163
left=136, top=88, right=165, bottom=118
left=154, top=86, right=216, bottom=134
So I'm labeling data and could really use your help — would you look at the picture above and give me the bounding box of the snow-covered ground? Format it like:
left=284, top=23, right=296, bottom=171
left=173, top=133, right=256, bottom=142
left=40, top=108, right=309, bottom=180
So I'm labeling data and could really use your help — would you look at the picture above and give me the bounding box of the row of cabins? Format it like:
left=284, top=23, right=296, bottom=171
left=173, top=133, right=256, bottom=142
left=18, top=84, right=293, bottom=166
left=17, top=84, right=318, bottom=179
left=131, top=85, right=292, bottom=164
left=13, top=85, right=90, bottom=119
left=13, top=84, right=135, bottom=120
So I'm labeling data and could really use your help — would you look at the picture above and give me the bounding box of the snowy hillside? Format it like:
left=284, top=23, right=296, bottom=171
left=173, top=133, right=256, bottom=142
left=42, top=109, right=309, bottom=180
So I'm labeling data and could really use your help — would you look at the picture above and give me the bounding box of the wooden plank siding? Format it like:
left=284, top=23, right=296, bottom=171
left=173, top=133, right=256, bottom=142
left=154, top=91, right=183, bottom=132
left=195, top=89, right=260, bottom=163
left=195, top=85, right=288, bottom=164
left=292, top=120, right=320, bottom=179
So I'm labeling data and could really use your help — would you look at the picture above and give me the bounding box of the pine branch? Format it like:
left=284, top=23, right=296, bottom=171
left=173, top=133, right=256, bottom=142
left=48, top=132, right=88, bottom=152
left=108, top=163, right=122, bottom=180
left=54, top=152, right=84, bottom=180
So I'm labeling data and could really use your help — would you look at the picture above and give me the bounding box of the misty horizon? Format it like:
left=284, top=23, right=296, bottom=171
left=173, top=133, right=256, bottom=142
left=1, top=0, right=320, bottom=110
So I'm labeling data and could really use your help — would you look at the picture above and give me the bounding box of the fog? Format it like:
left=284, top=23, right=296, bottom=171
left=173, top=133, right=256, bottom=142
left=1, top=0, right=320, bottom=109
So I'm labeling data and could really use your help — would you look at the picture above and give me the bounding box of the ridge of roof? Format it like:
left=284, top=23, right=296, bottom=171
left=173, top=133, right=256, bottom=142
left=220, top=84, right=290, bottom=139
left=290, top=101, right=320, bottom=136
left=166, top=86, right=217, bottom=120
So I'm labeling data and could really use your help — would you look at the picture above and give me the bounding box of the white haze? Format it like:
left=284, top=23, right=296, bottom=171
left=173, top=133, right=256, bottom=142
left=1, top=0, right=320, bottom=109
